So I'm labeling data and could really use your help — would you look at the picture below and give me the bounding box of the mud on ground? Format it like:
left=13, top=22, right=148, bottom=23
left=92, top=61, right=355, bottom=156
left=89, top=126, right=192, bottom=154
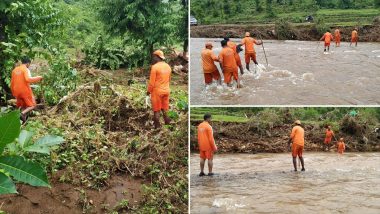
left=0, top=53, right=188, bottom=213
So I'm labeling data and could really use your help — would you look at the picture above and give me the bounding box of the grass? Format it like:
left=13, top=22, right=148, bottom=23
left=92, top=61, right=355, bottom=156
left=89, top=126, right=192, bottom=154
left=193, top=7, right=380, bottom=26
left=191, top=114, right=248, bottom=123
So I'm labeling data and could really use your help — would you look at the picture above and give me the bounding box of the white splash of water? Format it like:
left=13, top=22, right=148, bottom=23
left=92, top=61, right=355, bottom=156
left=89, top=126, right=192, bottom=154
left=302, top=73, right=315, bottom=81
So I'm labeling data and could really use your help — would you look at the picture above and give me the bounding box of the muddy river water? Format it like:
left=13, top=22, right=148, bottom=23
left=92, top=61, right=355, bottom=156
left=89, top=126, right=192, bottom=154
left=190, top=152, right=380, bottom=213
left=190, top=38, right=380, bottom=105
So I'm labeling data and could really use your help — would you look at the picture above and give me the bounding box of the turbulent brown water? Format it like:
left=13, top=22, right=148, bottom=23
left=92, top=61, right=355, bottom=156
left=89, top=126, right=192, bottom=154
left=190, top=38, right=380, bottom=105
left=190, top=152, right=380, bottom=213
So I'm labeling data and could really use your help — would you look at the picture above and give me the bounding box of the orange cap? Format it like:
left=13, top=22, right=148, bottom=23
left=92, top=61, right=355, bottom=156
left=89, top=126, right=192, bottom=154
left=153, top=50, right=165, bottom=60
left=205, top=42, right=213, bottom=48
left=245, top=32, right=250, bottom=37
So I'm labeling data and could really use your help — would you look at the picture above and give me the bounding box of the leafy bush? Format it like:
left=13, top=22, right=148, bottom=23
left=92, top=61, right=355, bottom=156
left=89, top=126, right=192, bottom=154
left=275, top=18, right=296, bottom=39
left=0, top=1, right=65, bottom=102
left=0, top=111, right=64, bottom=194
left=83, top=36, right=145, bottom=70
left=315, top=20, right=331, bottom=35
left=35, top=50, right=78, bottom=106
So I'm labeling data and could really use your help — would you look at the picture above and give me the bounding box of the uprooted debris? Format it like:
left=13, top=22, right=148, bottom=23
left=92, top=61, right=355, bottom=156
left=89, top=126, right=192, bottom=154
left=191, top=120, right=380, bottom=153
left=0, top=60, right=188, bottom=213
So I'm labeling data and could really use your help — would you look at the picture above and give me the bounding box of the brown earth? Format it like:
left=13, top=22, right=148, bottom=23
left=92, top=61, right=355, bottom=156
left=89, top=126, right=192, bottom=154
left=190, top=24, right=380, bottom=42
left=0, top=173, right=144, bottom=214
left=190, top=121, right=380, bottom=153
left=0, top=52, right=188, bottom=213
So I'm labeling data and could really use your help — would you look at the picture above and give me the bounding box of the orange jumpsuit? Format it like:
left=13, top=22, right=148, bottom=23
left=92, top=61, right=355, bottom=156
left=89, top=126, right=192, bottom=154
left=324, top=129, right=334, bottom=144
left=201, top=48, right=220, bottom=84
left=337, top=141, right=345, bottom=154
left=351, top=30, right=358, bottom=43
left=241, top=37, right=260, bottom=64
left=321, top=32, right=333, bottom=47
left=148, top=61, right=172, bottom=112
left=11, top=64, right=42, bottom=108
left=334, top=29, right=341, bottom=45
left=219, top=47, right=240, bottom=84
left=198, top=121, right=217, bottom=160
left=227, top=41, right=242, bottom=78
left=290, top=125, right=305, bottom=158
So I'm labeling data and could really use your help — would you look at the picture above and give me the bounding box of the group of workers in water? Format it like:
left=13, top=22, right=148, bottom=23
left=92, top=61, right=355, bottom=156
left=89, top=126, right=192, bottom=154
left=201, top=28, right=360, bottom=88
left=320, top=27, right=359, bottom=52
left=197, top=114, right=346, bottom=176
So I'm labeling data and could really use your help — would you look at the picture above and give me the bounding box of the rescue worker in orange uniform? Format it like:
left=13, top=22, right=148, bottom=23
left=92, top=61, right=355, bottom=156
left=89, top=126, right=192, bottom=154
left=11, top=57, right=43, bottom=124
left=224, top=37, right=244, bottom=75
left=201, top=42, right=221, bottom=85
left=320, top=30, right=334, bottom=52
left=219, top=39, right=241, bottom=88
left=334, top=28, right=341, bottom=47
left=147, top=50, right=172, bottom=129
left=324, top=125, right=335, bottom=151
left=240, top=32, right=263, bottom=71
left=288, top=120, right=305, bottom=171
left=337, top=138, right=346, bottom=154
left=198, top=113, right=217, bottom=176
left=350, top=28, right=358, bottom=47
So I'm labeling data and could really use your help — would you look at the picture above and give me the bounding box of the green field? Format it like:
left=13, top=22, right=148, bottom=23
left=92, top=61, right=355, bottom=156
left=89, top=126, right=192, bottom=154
left=191, top=0, right=380, bottom=27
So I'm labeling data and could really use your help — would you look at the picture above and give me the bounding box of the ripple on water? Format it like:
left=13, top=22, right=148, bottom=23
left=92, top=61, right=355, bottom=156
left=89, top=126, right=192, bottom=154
left=302, top=73, right=315, bottom=81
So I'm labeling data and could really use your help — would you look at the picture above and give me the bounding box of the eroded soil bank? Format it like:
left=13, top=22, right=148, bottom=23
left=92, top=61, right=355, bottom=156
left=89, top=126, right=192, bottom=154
left=190, top=121, right=380, bottom=153
left=191, top=24, right=380, bottom=42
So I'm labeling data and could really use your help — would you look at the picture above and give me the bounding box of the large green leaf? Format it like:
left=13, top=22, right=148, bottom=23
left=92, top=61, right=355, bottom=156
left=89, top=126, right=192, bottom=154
left=0, top=111, right=21, bottom=152
left=24, top=135, right=64, bottom=154
left=0, top=172, right=17, bottom=194
left=0, top=156, right=50, bottom=187
left=18, top=130, right=33, bottom=148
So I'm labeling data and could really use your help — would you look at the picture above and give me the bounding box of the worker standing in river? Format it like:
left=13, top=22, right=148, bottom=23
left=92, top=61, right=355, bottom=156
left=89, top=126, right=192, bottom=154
left=11, top=57, right=43, bottom=124
left=324, top=125, right=335, bottom=151
left=198, top=113, right=217, bottom=176
left=288, top=120, right=305, bottom=172
left=240, top=32, right=263, bottom=72
left=201, top=43, right=221, bottom=85
left=320, top=30, right=334, bottom=52
left=334, top=28, right=341, bottom=47
left=224, top=37, right=244, bottom=75
left=337, top=138, right=346, bottom=154
left=147, top=50, right=172, bottom=129
left=350, top=28, right=359, bottom=47
left=219, top=39, right=241, bottom=88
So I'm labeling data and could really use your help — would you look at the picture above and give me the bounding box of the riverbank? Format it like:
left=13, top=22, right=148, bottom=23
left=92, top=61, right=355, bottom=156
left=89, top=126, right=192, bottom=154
left=190, top=24, right=380, bottom=42
left=190, top=120, right=380, bottom=153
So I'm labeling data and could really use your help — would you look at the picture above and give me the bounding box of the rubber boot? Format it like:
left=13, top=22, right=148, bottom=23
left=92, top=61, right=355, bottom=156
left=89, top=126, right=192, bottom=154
left=153, top=116, right=161, bottom=129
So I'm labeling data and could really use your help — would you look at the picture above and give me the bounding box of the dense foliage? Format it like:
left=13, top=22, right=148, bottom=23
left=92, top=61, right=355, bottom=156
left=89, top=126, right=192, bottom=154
left=0, top=0, right=65, bottom=103
left=93, top=0, right=188, bottom=66
left=191, top=0, right=380, bottom=25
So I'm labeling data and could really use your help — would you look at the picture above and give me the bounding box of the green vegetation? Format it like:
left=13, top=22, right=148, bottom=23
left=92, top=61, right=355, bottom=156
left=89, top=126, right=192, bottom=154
left=191, top=107, right=380, bottom=153
left=191, top=0, right=380, bottom=26
left=1, top=0, right=188, bottom=212
left=192, top=107, right=380, bottom=127
left=0, top=111, right=63, bottom=194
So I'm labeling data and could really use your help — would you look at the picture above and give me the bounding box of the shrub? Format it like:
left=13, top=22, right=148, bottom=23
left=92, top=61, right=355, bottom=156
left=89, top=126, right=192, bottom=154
left=275, top=18, right=296, bottom=39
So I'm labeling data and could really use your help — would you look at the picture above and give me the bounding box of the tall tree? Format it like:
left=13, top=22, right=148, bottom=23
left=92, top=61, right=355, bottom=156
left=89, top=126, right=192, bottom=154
left=97, top=0, right=179, bottom=64
left=0, top=0, right=63, bottom=102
